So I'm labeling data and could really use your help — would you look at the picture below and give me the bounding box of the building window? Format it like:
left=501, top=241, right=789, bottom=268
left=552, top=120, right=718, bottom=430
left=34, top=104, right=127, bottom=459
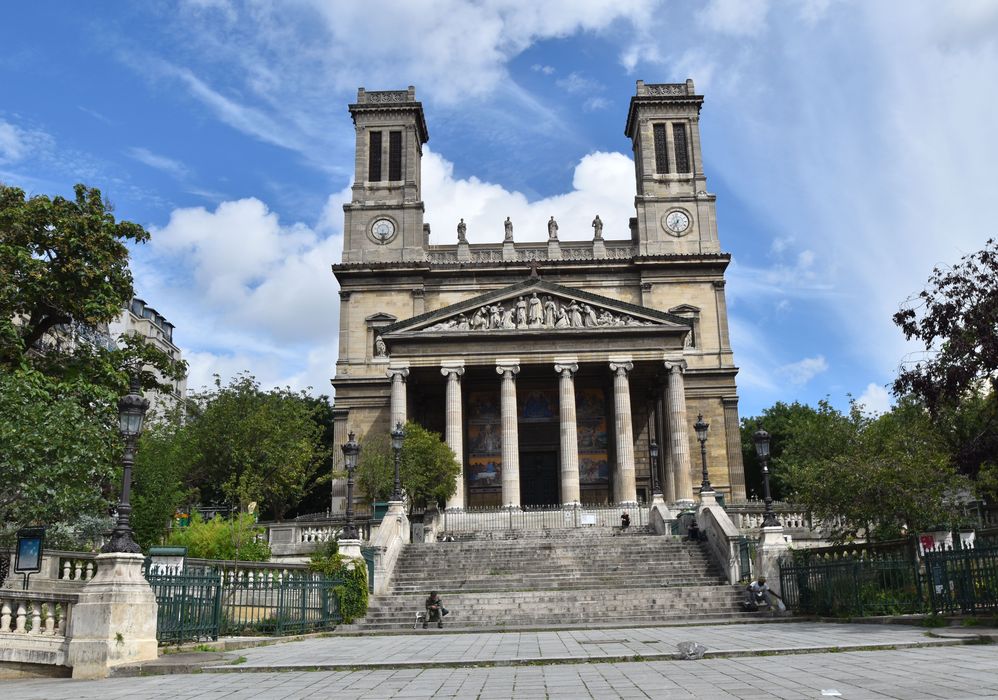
left=368, top=130, right=383, bottom=181
left=673, top=123, right=690, bottom=173
left=653, top=123, right=669, bottom=174
left=388, top=131, right=403, bottom=181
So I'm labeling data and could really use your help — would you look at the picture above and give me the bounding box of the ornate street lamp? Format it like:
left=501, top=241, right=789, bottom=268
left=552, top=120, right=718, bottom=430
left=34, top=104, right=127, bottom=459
left=391, top=421, right=405, bottom=502
left=340, top=431, right=361, bottom=539
left=648, top=440, right=661, bottom=498
left=753, top=429, right=780, bottom=527
left=102, top=375, right=150, bottom=554
left=694, top=413, right=712, bottom=493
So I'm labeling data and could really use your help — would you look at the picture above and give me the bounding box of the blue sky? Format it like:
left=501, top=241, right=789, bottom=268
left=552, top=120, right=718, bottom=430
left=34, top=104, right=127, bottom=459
left=3, top=1, right=998, bottom=417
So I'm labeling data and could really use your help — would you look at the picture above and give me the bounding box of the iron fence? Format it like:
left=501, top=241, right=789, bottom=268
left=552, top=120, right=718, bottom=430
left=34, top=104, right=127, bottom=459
left=779, top=556, right=926, bottom=617
left=442, top=504, right=648, bottom=533
left=144, top=564, right=344, bottom=643
left=924, top=545, right=998, bottom=614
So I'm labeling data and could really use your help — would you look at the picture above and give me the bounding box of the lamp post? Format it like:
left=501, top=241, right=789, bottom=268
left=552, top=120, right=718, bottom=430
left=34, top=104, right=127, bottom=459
left=753, top=429, right=780, bottom=527
left=340, top=431, right=361, bottom=539
left=102, top=375, right=150, bottom=554
left=694, top=413, right=712, bottom=494
left=391, top=421, right=405, bottom=502
left=648, top=440, right=661, bottom=498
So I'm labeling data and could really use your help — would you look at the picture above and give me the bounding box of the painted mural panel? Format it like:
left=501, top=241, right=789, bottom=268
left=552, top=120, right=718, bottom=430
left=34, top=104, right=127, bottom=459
left=466, top=390, right=502, bottom=495
left=576, top=387, right=609, bottom=485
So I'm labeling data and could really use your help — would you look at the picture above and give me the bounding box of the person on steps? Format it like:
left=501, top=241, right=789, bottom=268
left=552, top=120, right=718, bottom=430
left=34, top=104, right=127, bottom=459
left=620, top=512, right=631, bottom=530
left=424, top=591, right=446, bottom=629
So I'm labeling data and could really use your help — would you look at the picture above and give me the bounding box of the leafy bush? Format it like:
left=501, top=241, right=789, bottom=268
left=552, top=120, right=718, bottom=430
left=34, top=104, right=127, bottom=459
left=308, top=539, right=369, bottom=623
left=167, top=513, right=270, bottom=561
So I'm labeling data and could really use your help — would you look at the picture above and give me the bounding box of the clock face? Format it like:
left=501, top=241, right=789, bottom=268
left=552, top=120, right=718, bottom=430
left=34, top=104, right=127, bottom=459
left=371, top=218, right=396, bottom=243
left=664, top=210, right=691, bottom=235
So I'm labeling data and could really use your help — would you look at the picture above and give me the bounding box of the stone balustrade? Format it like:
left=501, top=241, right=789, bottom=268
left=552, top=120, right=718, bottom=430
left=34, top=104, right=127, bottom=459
left=0, top=590, right=77, bottom=670
left=264, top=518, right=373, bottom=558
left=366, top=502, right=409, bottom=595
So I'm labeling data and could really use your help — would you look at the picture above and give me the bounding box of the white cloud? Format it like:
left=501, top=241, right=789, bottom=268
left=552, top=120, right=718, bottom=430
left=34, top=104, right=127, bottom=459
left=698, top=0, right=770, bottom=36
left=856, top=382, right=891, bottom=415
left=422, top=148, right=636, bottom=244
left=135, top=186, right=350, bottom=394
left=127, top=146, right=190, bottom=179
left=777, top=355, right=828, bottom=386
left=556, top=72, right=603, bottom=95
left=584, top=97, right=610, bottom=112
left=0, top=120, right=52, bottom=164
left=531, top=64, right=555, bottom=75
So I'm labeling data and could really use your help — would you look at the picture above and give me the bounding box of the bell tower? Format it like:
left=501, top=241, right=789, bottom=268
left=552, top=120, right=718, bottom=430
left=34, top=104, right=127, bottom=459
left=342, top=86, right=430, bottom=263
left=625, top=79, right=720, bottom=256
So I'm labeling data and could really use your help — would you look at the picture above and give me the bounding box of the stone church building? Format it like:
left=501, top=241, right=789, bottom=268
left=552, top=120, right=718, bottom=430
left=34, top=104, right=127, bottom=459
left=331, top=80, right=746, bottom=510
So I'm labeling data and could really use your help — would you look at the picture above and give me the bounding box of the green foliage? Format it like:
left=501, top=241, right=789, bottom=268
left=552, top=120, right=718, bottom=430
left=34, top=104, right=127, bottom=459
left=740, top=401, right=820, bottom=500
left=166, top=513, right=271, bottom=561
left=0, top=366, right=118, bottom=546
left=0, top=183, right=185, bottom=392
left=182, top=374, right=331, bottom=520
left=131, top=405, right=198, bottom=549
left=354, top=421, right=460, bottom=514
left=894, top=239, right=998, bottom=412
left=307, top=539, right=369, bottom=623
left=778, top=397, right=967, bottom=541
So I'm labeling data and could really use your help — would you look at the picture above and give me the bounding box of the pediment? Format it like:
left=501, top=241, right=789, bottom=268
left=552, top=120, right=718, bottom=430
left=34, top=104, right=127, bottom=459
left=381, top=278, right=692, bottom=336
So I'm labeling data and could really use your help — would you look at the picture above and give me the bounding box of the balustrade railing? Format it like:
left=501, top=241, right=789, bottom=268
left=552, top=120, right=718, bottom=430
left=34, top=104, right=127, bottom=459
left=0, top=590, right=76, bottom=667
left=441, top=504, right=648, bottom=533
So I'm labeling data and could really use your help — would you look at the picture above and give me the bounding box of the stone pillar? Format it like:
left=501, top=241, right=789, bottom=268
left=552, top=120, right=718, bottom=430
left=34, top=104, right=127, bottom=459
left=756, top=525, right=789, bottom=596
left=387, top=367, right=409, bottom=429
left=441, top=365, right=466, bottom=510
left=666, top=360, right=695, bottom=505
left=555, top=362, right=580, bottom=506
left=67, top=553, right=158, bottom=679
left=610, top=361, right=637, bottom=506
left=657, top=380, right=675, bottom=503
left=497, top=362, right=521, bottom=508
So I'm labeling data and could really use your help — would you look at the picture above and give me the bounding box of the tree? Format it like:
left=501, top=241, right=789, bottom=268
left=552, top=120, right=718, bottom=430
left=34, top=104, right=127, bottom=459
left=0, top=183, right=186, bottom=394
left=131, top=405, right=198, bottom=549
left=740, top=402, right=821, bottom=501
left=779, top=398, right=966, bottom=541
left=0, top=367, right=118, bottom=547
left=166, top=513, right=271, bottom=561
left=355, top=421, right=460, bottom=515
left=182, top=375, right=330, bottom=520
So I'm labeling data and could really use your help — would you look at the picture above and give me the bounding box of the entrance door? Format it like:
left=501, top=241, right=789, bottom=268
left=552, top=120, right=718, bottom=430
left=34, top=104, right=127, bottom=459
left=519, top=451, right=559, bottom=506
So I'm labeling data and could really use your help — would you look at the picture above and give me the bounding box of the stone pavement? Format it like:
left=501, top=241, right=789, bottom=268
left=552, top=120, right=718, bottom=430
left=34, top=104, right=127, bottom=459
left=5, top=621, right=998, bottom=699
left=204, top=621, right=970, bottom=671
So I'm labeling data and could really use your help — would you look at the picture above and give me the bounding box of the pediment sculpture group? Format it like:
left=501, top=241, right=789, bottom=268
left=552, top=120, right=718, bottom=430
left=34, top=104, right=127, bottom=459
left=423, top=293, right=655, bottom=333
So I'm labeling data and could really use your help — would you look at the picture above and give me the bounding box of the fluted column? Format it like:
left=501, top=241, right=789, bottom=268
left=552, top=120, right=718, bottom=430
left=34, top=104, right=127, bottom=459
left=387, top=368, right=409, bottom=429
left=555, top=363, right=580, bottom=506
left=441, top=366, right=465, bottom=511
left=610, top=361, right=637, bottom=506
left=497, top=362, right=521, bottom=508
left=659, top=380, right=676, bottom=503
left=666, top=360, right=695, bottom=504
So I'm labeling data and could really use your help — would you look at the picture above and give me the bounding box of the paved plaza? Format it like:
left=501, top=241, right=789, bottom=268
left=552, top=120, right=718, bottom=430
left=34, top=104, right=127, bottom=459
left=5, top=622, right=998, bottom=699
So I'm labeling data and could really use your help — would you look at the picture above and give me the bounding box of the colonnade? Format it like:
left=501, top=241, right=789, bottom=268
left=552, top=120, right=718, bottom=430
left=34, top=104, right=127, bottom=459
left=387, top=360, right=696, bottom=510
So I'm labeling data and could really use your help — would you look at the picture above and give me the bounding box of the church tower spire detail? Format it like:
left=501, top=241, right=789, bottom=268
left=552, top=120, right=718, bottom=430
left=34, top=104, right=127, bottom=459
left=342, top=86, right=430, bottom=263
left=625, top=79, right=720, bottom=256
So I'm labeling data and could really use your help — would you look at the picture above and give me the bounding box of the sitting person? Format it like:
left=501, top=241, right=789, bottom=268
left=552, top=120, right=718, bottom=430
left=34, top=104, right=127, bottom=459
left=424, top=591, right=446, bottom=629
left=620, top=512, right=631, bottom=530
left=687, top=518, right=701, bottom=541
left=745, top=577, right=771, bottom=610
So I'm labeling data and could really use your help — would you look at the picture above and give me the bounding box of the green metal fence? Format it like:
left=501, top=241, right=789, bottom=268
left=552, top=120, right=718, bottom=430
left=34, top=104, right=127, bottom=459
left=779, top=556, right=926, bottom=617
left=145, top=565, right=222, bottom=644
left=217, top=570, right=343, bottom=636
left=144, top=565, right=345, bottom=643
left=924, top=545, right=998, bottom=614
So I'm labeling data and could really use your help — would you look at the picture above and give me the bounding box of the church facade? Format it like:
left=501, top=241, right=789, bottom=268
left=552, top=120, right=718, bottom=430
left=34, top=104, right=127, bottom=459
left=331, top=80, right=746, bottom=510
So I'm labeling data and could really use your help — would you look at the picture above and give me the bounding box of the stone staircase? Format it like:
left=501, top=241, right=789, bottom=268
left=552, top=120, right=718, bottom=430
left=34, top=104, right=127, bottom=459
left=352, top=527, right=755, bottom=630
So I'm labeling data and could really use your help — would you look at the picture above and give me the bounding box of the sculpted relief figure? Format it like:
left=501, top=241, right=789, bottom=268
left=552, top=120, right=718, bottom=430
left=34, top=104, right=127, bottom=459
left=528, top=292, right=543, bottom=328
left=423, top=295, right=659, bottom=333
left=515, top=296, right=528, bottom=328
left=374, top=335, right=387, bottom=357
left=592, top=214, right=603, bottom=240
left=504, top=216, right=514, bottom=242
left=543, top=295, right=557, bottom=327
left=548, top=215, right=559, bottom=240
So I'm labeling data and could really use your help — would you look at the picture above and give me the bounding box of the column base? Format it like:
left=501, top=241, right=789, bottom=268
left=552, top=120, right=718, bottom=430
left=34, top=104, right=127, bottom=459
left=67, top=553, right=158, bottom=679
left=337, top=538, right=363, bottom=561
left=672, top=499, right=696, bottom=510
left=617, top=501, right=639, bottom=508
